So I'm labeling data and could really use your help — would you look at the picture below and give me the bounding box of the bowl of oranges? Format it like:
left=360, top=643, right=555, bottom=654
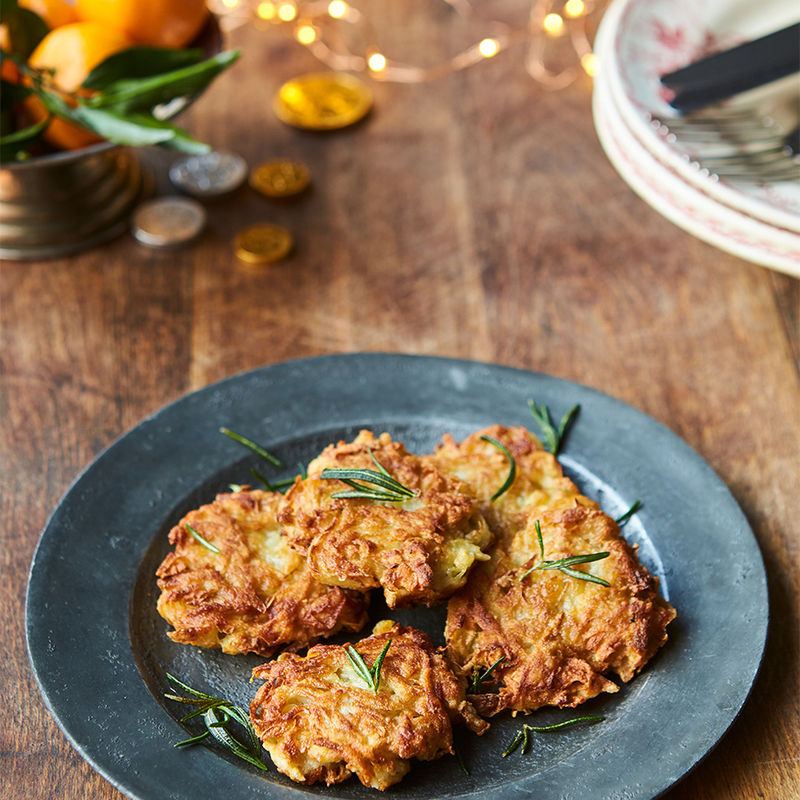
left=0, top=0, right=236, bottom=259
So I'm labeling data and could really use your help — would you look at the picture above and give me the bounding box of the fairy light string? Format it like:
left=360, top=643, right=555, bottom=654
left=207, top=0, right=604, bottom=87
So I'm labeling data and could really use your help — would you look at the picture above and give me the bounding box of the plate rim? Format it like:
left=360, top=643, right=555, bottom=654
left=25, top=352, right=769, bottom=800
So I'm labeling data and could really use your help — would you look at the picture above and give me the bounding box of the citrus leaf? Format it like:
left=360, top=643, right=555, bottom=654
left=82, top=46, right=205, bottom=90
left=86, top=50, right=240, bottom=114
left=1, top=5, right=48, bottom=60
left=0, top=113, right=48, bottom=161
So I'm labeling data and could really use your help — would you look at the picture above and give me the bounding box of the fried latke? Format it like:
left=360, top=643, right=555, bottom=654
left=431, top=425, right=594, bottom=547
left=278, top=431, right=493, bottom=608
left=250, top=622, right=488, bottom=790
left=446, top=504, right=676, bottom=715
left=156, top=489, right=368, bottom=657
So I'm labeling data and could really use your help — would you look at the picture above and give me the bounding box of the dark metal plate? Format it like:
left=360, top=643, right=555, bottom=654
left=26, top=354, right=768, bottom=800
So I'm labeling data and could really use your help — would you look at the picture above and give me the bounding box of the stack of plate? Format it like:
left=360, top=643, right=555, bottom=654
left=593, top=0, right=800, bottom=275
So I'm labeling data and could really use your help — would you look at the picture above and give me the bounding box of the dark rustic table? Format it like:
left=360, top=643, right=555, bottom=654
left=3, top=11, right=798, bottom=800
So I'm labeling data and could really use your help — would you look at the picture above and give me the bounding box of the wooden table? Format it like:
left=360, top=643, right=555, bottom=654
left=3, top=10, right=798, bottom=800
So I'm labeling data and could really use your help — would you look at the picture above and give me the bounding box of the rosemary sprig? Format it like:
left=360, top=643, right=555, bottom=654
left=185, top=523, right=220, bottom=554
left=519, top=520, right=610, bottom=587
left=344, top=640, right=391, bottom=693
left=528, top=400, right=580, bottom=455
left=502, top=715, right=604, bottom=757
left=322, top=453, right=417, bottom=502
left=165, top=674, right=268, bottom=771
left=469, top=655, right=506, bottom=693
left=615, top=499, right=642, bottom=526
left=480, top=436, right=516, bottom=501
left=220, top=427, right=283, bottom=468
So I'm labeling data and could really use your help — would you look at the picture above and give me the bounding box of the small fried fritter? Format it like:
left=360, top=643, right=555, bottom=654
left=431, top=425, right=594, bottom=547
left=278, top=431, right=492, bottom=608
left=446, top=504, right=676, bottom=715
left=250, top=622, right=488, bottom=790
left=156, top=489, right=368, bottom=657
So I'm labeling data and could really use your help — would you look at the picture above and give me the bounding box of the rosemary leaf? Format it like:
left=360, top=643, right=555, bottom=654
left=501, top=729, right=525, bottom=758
left=615, top=499, right=642, bottom=526
left=166, top=673, right=218, bottom=701
left=204, top=707, right=269, bottom=771
left=480, top=436, right=517, bottom=501
left=321, top=467, right=415, bottom=497
left=174, top=730, right=209, bottom=748
left=536, top=552, right=610, bottom=570
left=557, top=566, right=611, bottom=587
left=453, top=743, right=470, bottom=775
left=250, top=467, right=273, bottom=491
left=220, top=427, right=283, bottom=468
left=228, top=483, right=245, bottom=492
left=331, top=489, right=409, bottom=502
left=369, top=450, right=393, bottom=478
left=186, top=524, right=220, bottom=554
left=535, top=519, right=545, bottom=560
left=345, top=645, right=375, bottom=690
left=528, top=400, right=580, bottom=455
left=469, top=655, right=506, bottom=693
left=370, top=640, right=392, bottom=693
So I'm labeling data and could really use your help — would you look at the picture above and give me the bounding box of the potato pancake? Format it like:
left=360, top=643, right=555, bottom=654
left=156, top=489, right=368, bottom=657
left=250, top=622, right=488, bottom=790
left=431, top=424, right=594, bottom=546
left=446, top=504, right=676, bottom=715
left=278, top=431, right=492, bottom=607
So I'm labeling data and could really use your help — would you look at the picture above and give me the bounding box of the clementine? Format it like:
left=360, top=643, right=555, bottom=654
left=26, top=21, right=133, bottom=149
left=19, top=0, right=79, bottom=29
left=75, top=0, right=209, bottom=49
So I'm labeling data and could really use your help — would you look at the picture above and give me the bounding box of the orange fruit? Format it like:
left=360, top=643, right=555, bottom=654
left=19, top=0, right=79, bottom=29
left=75, top=0, right=209, bottom=49
left=0, top=24, right=19, bottom=82
left=26, top=21, right=133, bottom=149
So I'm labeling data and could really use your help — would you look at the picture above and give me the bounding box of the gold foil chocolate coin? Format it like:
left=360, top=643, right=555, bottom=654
left=273, top=72, right=372, bottom=130
left=234, top=223, right=293, bottom=264
left=250, top=160, right=311, bottom=198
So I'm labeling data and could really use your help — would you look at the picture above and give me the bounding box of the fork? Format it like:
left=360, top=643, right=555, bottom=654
left=647, top=108, right=800, bottom=182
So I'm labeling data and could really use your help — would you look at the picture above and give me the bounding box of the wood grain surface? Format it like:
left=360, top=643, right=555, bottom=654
left=2, top=9, right=799, bottom=800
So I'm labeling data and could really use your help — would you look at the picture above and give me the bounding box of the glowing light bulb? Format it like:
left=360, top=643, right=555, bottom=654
left=221, top=0, right=238, bottom=8
left=478, top=38, right=499, bottom=58
left=564, top=0, right=585, bottom=17
left=327, top=0, right=348, bottom=19
left=277, top=2, right=297, bottom=21
left=543, top=13, right=564, bottom=35
left=296, top=24, right=316, bottom=44
left=256, top=1, right=276, bottom=19
left=368, top=52, right=387, bottom=72
left=581, top=52, right=597, bottom=76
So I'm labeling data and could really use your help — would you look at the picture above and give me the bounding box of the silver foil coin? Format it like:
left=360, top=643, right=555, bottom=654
left=131, top=197, right=207, bottom=248
left=168, top=150, right=248, bottom=198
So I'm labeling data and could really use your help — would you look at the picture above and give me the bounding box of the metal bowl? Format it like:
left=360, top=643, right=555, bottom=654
left=0, top=15, right=222, bottom=261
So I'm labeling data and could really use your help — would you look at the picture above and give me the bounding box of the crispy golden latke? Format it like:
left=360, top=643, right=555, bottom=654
left=446, top=504, right=676, bottom=715
left=431, top=425, right=595, bottom=546
left=278, top=431, right=493, bottom=608
left=250, top=622, right=488, bottom=790
left=156, top=489, right=368, bottom=657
